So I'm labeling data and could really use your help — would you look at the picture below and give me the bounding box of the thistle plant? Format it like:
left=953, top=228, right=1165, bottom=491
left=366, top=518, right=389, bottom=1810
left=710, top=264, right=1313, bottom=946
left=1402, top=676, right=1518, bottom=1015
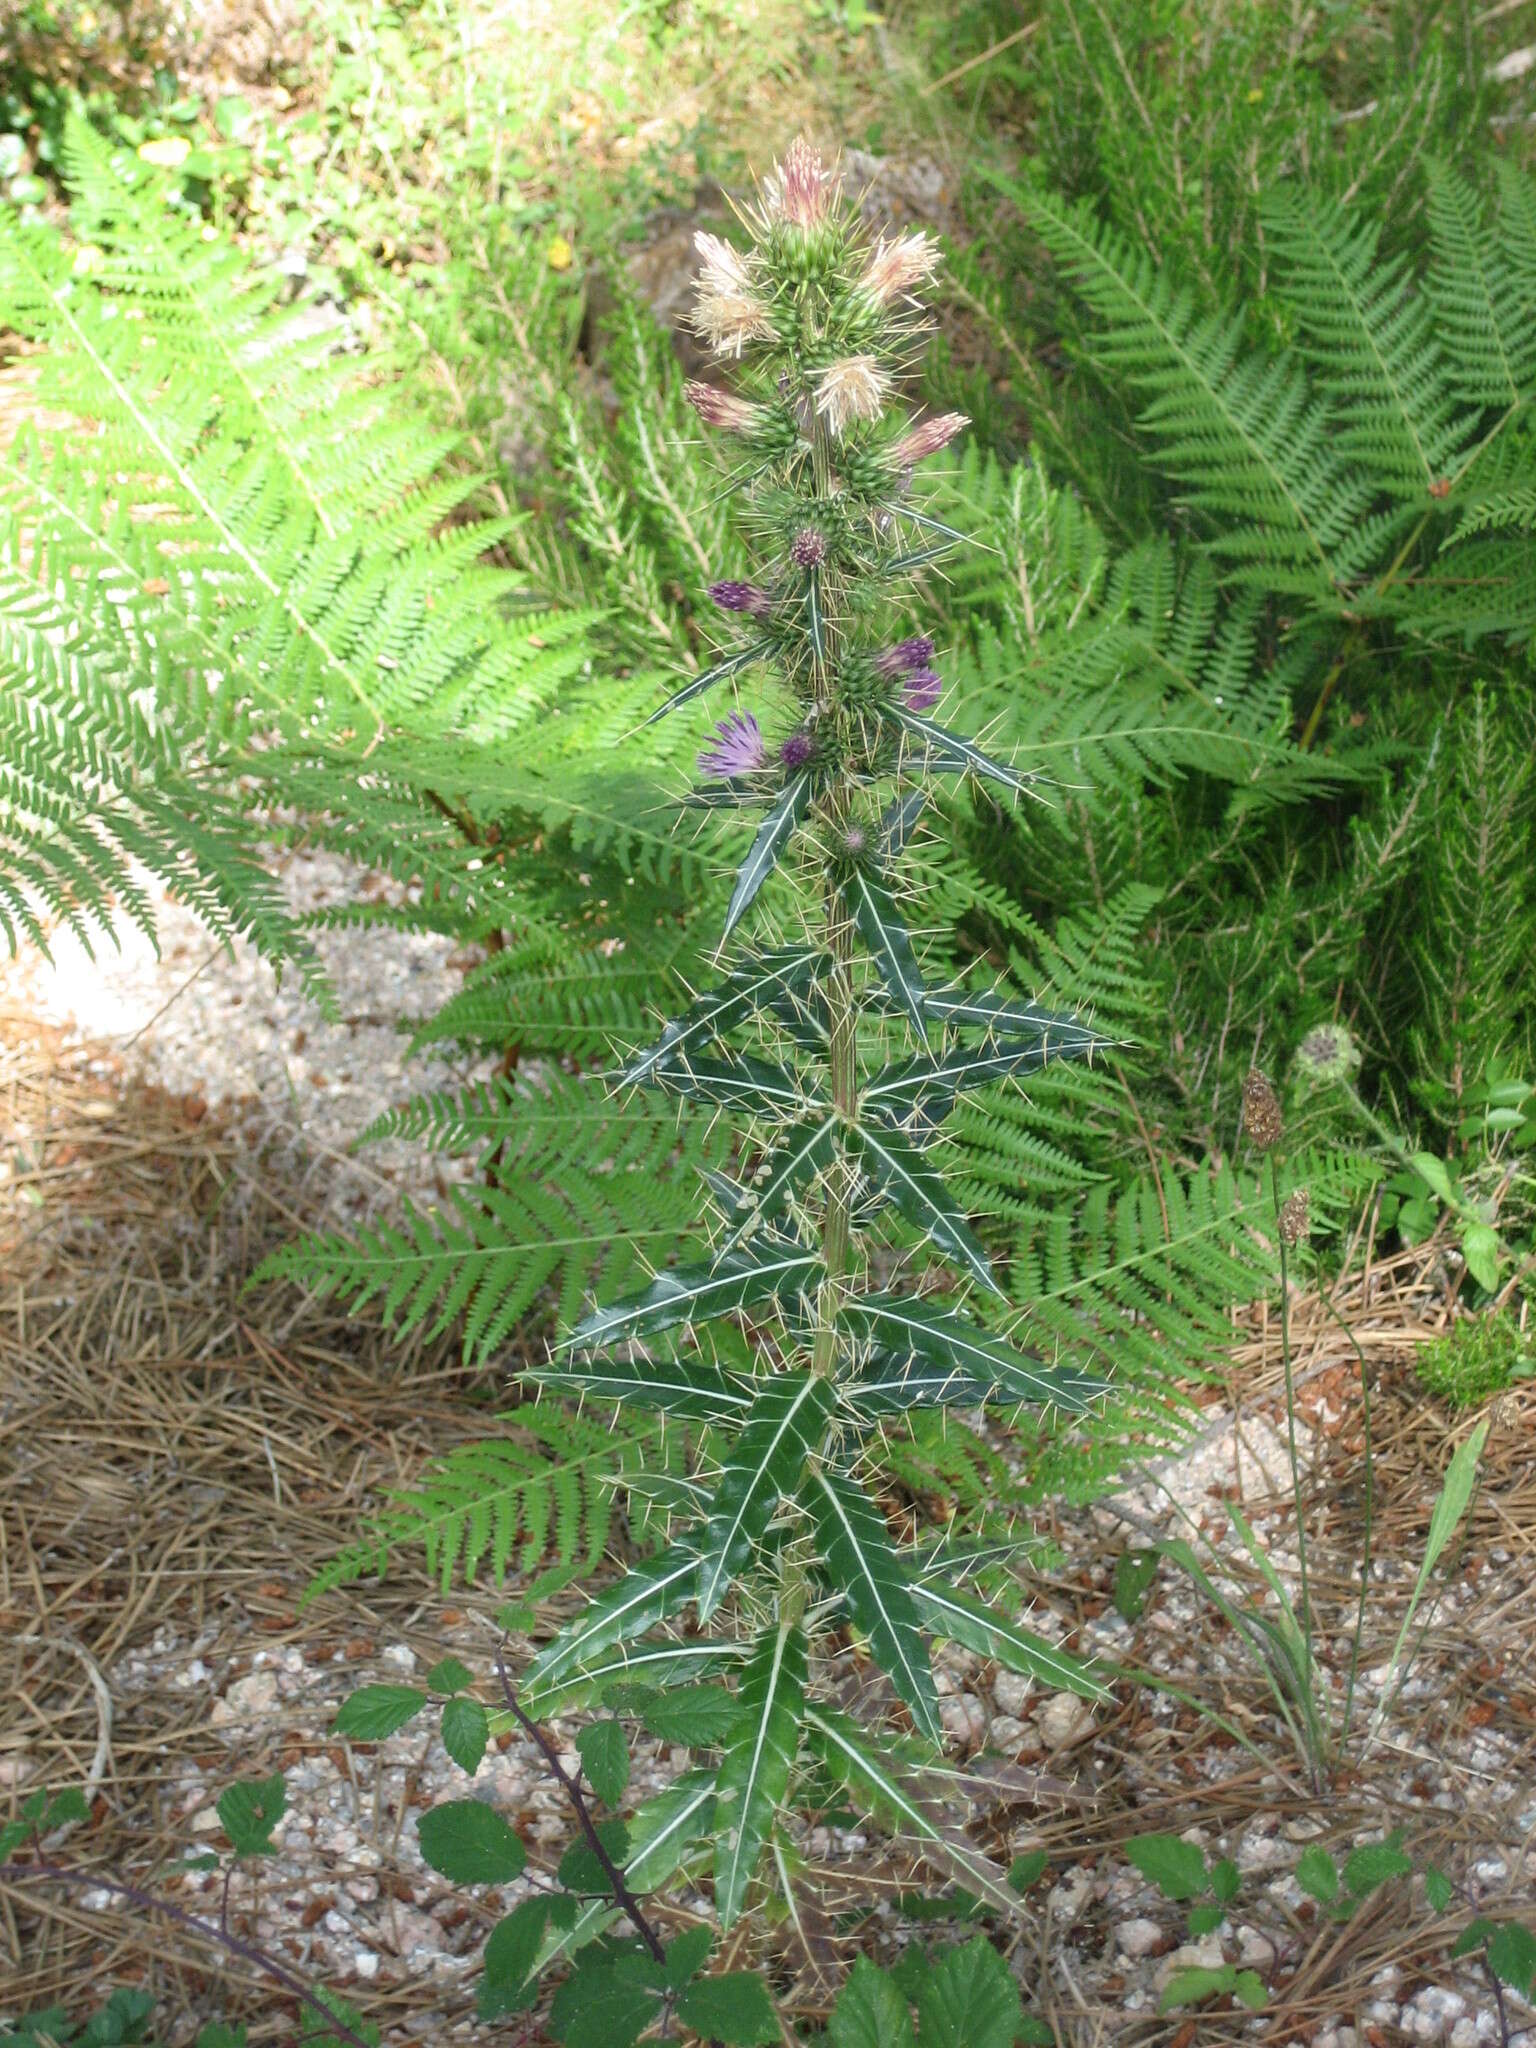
left=512, top=139, right=1113, bottom=1935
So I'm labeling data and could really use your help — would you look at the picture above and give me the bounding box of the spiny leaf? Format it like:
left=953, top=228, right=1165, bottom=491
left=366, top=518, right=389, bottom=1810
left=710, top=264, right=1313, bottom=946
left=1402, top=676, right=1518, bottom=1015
left=845, top=1122, right=1001, bottom=1294
left=841, top=864, right=928, bottom=1037
left=720, top=771, right=812, bottom=947
left=531, top=1354, right=755, bottom=1420
left=697, top=1372, right=835, bottom=1619
left=643, top=641, right=773, bottom=726
left=713, top=1618, right=807, bottom=1927
left=893, top=706, right=1042, bottom=802
left=803, top=1462, right=940, bottom=1744
left=838, top=1294, right=1105, bottom=1414
left=910, top=1580, right=1112, bottom=1701
left=562, top=1240, right=822, bottom=1353
left=521, top=1546, right=700, bottom=1707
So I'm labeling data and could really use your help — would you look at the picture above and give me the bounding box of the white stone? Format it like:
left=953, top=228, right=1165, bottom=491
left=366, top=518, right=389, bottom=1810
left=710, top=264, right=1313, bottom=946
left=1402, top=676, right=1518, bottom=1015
left=1237, top=1927, right=1276, bottom=1968
left=940, top=1694, right=986, bottom=1746
left=1156, top=1935, right=1226, bottom=1989
left=1116, top=1917, right=1165, bottom=1959
left=993, top=1671, right=1032, bottom=1718
left=1037, top=1693, right=1094, bottom=1749
left=381, top=1644, right=417, bottom=1673
left=224, top=1670, right=280, bottom=1716
left=988, top=1715, right=1029, bottom=1752
left=353, top=1951, right=380, bottom=1981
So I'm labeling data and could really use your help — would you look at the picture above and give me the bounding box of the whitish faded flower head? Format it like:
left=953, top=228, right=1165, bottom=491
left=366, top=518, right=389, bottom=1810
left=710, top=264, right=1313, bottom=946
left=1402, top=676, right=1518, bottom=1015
left=685, top=381, right=764, bottom=434
left=859, top=230, right=940, bottom=304
left=767, top=137, right=837, bottom=229
left=1294, top=1023, right=1361, bottom=1088
left=890, top=412, right=969, bottom=469
left=813, top=355, right=890, bottom=436
left=692, top=232, right=772, bottom=358
left=699, top=711, right=767, bottom=779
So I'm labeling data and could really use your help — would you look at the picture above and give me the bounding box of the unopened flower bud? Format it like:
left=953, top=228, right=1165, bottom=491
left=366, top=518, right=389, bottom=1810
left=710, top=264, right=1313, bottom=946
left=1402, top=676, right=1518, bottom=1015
left=1279, top=1189, right=1310, bottom=1247
left=685, top=381, right=764, bottom=433
left=791, top=529, right=826, bottom=569
left=780, top=731, right=816, bottom=769
left=889, top=412, right=968, bottom=468
left=1242, top=1070, right=1285, bottom=1151
left=708, top=580, right=773, bottom=616
left=874, top=636, right=934, bottom=677
left=770, top=136, right=836, bottom=229
left=842, top=824, right=868, bottom=858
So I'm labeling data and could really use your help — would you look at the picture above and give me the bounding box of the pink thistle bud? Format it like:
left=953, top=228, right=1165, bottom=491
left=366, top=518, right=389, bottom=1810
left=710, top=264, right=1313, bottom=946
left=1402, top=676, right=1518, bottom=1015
left=780, top=731, right=816, bottom=769
left=708, top=580, right=773, bottom=616
left=685, top=381, right=764, bottom=434
left=841, top=824, right=868, bottom=858
left=858, top=230, right=940, bottom=304
left=790, top=529, right=826, bottom=569
left=889, top=412, right=969, bottom=468
left=874, top=636, right=935, bottom=677
left=903, top=668, right=942, bottom=713
left=813, top=355, right=890, bottom=436
left=698, top=711, right=767, bottom=779
left=769, top=136, right=836, bottom=229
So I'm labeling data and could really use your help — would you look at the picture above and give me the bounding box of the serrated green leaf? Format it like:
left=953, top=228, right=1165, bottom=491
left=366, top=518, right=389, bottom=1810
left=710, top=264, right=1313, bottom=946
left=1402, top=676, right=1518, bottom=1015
left=216, top=1774, right=286, bottom=1856
left=720, top=770, right=812, bottom=947
left=1158, top=1964, right=1239, bottom=2013
left=1423, top=1866, right=1454, bottom=1913
left=842, top=864, right=928, bottom=1038
left=417, top=1799, right=526, bottom=1885
left=846, top=1122, right=1000, bottom=1294
left=714, top=1618, right=807, bottom=1927
left=577, top=1722, right=630, bottom=1808
left=1125, top=1834, right=1208, bottom=1902
left=1112, top=1548, right=1159, bottom=1621
left=425, top=1657, right=474, bottom=1695
left=838, top=1294, right=1103, bottom=1413
left=674, top=1972, right=780, bottom=2046
left=698, top=1373, right=834, bottom=1619
left=1186, top=1903, right=1224, bottom=1936
left=606, top=1682, right=740, bottom=1747
left=803, top=1463, right=940, bottom=1744
left=1211, top=1858, right=1241, bottom=1904
left=830, top=1955, right=915, bottom=2048
left=549, top=1953, right=656, bottom=2048
left=915, top=1937, right=1024, bottom=2048
left=1487, top=1923, right=1536, bottom=1995
left=1009, top=1852, right=1049, bottom=1893
left=522, top=1545, right=700, bottom=1706
left=559, top=1817, right=630, bottom=1894
left=1343, top=1832, right=1413, bottom=1896
left=910, top=1580, right=1112, bottom=1701
left=441, top=1697, right=489, bottom=1775
left=664, top=1924, right=714, bottom=1990
left=479, top=1898, right=550, bottom=2020
left=333, top=1684, right=427, bottom=1741
left=562, top=1241, right=821, bottom=1354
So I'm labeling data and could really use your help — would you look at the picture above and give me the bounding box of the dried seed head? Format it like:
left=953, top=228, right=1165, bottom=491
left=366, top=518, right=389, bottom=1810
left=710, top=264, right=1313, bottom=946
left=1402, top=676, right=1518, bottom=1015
left=769, top=136, right=836, bottom=229
left=889, top=412, right=969, bottom=468
left=1294, top=1022, right=1361, bottom=1089
left=1242, top=1070, right=1285, bottom=1151
left=685, top=381, right=763, bottom=433
left=1279, top=1188, right=1311, bottom=1247
left=813, top=355, right=890, bottom=436
left=790, top=528, right=827, bottom=569
left=859, top=230, right=940, bottom=304
left=692, top=232, right=772, bottom=357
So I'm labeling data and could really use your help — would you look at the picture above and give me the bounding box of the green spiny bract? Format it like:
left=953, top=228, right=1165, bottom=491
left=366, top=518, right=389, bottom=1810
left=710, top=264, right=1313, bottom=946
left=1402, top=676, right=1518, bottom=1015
left=529, top=137, right=1113, bottom=1931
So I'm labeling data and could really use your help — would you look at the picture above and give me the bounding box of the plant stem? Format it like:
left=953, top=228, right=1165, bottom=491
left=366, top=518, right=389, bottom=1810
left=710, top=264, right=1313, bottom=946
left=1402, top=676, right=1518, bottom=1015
left=1269, top=1155, right=1317, bottom=1772
left=492, top=1638, right=666, bottom=1965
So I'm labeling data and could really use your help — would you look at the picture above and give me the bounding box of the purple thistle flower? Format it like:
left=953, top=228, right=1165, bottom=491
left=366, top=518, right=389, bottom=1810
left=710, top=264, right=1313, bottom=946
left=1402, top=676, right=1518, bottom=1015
left=780, top=730, right=816, bottom=769
left=874, top=635, right=935, bottom=678
left=698, top=711, right=767, bottom=779
left=708, top=580, right=773, bottom=617
left=842, top=825, right=868, bottom=857
left=903, top=667, right=942, bottom=712
left=790, top=528, right=826, bottom=569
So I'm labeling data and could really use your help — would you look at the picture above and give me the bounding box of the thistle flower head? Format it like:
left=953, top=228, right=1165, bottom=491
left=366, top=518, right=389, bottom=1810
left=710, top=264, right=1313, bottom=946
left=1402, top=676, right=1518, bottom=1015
left=698, top=711, right=767, bottom=779
left=841, top=824, right=868, bottom=858
left=902, top=667, right=942, bottom=713
left=791, top=528, right=826, bottom=569
left=692, top=232, right=772, bottom=358
left=780, top=730, right=816, bottom=769
left=814, top=355, right=890, bottom=437
left=890, top=412, right=969, bottom=469
left=1294, top=1022, right=1361, bottom=1089
left=858, top=230, right=940, bottom=305
left=875, top=636, right=934, bottom=677
left=685, top=381, right=764, bottom=434
left=708, top=580, right=773, bottom=616
left=1242, top=1070, right=1285, bottom=1151
left=767, top=137, right=837, bottom=230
